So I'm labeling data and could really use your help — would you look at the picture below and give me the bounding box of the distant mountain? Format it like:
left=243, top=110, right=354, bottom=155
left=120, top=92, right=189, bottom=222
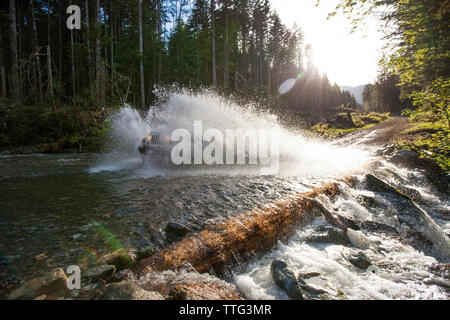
left=340, top=84, right=367, bottom=104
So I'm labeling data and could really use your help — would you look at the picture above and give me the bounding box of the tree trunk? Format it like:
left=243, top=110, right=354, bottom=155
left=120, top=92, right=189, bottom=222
left=211, top=0, right=216, bottom=86
left=86, top=0, right=92, bottom=83
left=157, top=0, right=162, bottom=83
left=30, top=0, right=43, bottom=102
left=0, top=31, right=7, bottom=98
left=17, top=10, right=24, bottom=99
left=58, top=1, right=62, bottom=78
left=9, top=0, right=20, bottom=102
left=110, top=1, right=114, bottom=77
left=95, top=0, right=103, bottom=104
left=47, top=45, right=53, bottom=97
left=47, top=0, right=51, bottom=55
left=224, top=8, right=229, bottom=89
left=70, top=1, right=76, bottom=97
left=138, top=0, right=145, bottom=108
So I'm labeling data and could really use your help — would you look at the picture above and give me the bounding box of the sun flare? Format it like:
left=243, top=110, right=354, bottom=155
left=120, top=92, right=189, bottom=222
left=271, top=0, right=383, bottom=86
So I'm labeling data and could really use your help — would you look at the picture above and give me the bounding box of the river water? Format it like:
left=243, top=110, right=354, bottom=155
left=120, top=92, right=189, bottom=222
left=0, top=91, right=448, bottom=299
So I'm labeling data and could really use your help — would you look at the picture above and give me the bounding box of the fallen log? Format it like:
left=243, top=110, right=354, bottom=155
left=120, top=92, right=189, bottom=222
left=136, top=182, right=341, bottom=276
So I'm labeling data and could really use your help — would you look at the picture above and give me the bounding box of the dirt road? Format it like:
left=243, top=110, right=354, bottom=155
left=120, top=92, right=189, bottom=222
left=343, top=116, right=412, bottom=146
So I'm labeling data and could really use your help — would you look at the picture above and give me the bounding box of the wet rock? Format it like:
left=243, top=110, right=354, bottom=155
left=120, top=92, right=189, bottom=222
left=376, top=144, right=396, bottom=156
left=170, top=282, right=244, bottom=300
left=101, top=249, right=135, bottom=271
left=358, top=221, right=399, bottom=237
left=390, top=149, right=420, bottom=166
left=390, top=150, right=449, bottom=194
left=428, top=263, right=450, bottom=280
left=85, top=264, right=116, bottom=283
left=135, top=245, right=156, bottom=261
left=149, top=229, right=166, bottom=248
left=112, top=269, right=135, bottom=283
left=300, top=284, right=328, bottom=296
left=348, top=252, right=372, bottom=270
left=357, top=195, right=378, bottom=208
left=127, top=237, right=156, bottom=260
left=296, top=274, right=328, bottom=297
left=363, top=174, right=405, bottom=196
left=298, top=271, right=321, bottom=280
left=98, top=282, right=165, bottom=300
left=402, top=187, right=423, bottom=202
left=390, top=149, right=422, bottom=168
left=77, top=283, right=104, bottom=299
left=8, top=268, right=68, bottom=300
left=334, top=215, right=360, bottom=231
left=305, top=225, right=352, bottom=246
left=271, top=259, right=303, bottom=300
left=165, top=222, right=193, bottom=240
left=314, top=201, right=348, bottom=231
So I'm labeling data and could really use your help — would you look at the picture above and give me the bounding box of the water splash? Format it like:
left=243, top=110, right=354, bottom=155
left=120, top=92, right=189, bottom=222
left=90, top=89, right=371, bottom=177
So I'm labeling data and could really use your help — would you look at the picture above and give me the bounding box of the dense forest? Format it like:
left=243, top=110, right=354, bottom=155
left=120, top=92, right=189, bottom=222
left=0, top=0, right=448, bottom=161
left=0, top=0, right=357, bottom=109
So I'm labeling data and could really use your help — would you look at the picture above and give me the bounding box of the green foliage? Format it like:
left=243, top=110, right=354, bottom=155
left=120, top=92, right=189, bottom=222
left=0, top=100, right=111, bottom=153
left=410, top=78, right=450, bottom=128
left=334, top=0, right=449, bottom=169
left=401, top=130, right=450, bottom=171
left=400, top=106, right=449, bottom=171
left=310, top=111, right=389, bottom=139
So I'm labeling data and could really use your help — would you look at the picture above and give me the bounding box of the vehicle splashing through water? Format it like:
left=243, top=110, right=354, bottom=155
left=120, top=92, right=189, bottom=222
left=91, top=89, right=372, bottom=178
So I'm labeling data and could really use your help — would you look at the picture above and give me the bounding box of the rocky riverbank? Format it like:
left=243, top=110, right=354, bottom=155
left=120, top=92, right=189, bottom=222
left=6, top=147, right=449, bottom=300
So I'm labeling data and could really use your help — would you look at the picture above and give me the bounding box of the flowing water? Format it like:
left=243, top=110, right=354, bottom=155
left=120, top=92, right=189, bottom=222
left=0, top=91, right=448, bottom=299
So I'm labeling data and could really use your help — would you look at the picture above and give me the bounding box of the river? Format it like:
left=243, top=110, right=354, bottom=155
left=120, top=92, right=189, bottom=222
left=0, top=91, right=449, bottom=299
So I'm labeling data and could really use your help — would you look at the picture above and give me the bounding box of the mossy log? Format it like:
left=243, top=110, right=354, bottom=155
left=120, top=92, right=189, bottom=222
left=136, top=182, right=341, bottom=276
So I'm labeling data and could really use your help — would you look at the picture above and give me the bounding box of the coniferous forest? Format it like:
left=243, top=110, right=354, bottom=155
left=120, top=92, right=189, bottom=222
left=0, top=0, right=448, bottom=159
left=0, top=0, right=361, bottom=107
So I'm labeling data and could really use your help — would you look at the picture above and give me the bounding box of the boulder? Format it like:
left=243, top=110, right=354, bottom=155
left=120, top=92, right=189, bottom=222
left=357, top=195, right=378, bottom=208
left=390, top=150, right=449, bottom=194
left=112, top=269, right=135, bottom=283
left=358, top=221, right=399, bottom=237
left=299, top=284, right=328, bottom=296
left=8, top=268, right=69, bottom=300
left=348, top=252, right=372, bottom=270
left=165, top=222, right=193, bottom=240
left=169, top=282, right=244, bottom=300
left=98, top=282, right=165, bottom=300
left=127, top=237, right=156, bottom=260
left=101, top=249, right=135, bottom=271
left=363, top=174, right=403, bottom=195
left=85, top=264, right=116, bottom=283
left=305, top=225, right=351, bottom=246
left=390, top=149, right=423, bottom=168
left=77, top=283, right=104, bottom=299
left=271, top=259, right=303, bottom=300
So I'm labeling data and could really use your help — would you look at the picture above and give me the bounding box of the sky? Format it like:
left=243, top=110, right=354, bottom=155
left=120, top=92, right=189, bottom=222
left=271, top=0, right=385, bottom=87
